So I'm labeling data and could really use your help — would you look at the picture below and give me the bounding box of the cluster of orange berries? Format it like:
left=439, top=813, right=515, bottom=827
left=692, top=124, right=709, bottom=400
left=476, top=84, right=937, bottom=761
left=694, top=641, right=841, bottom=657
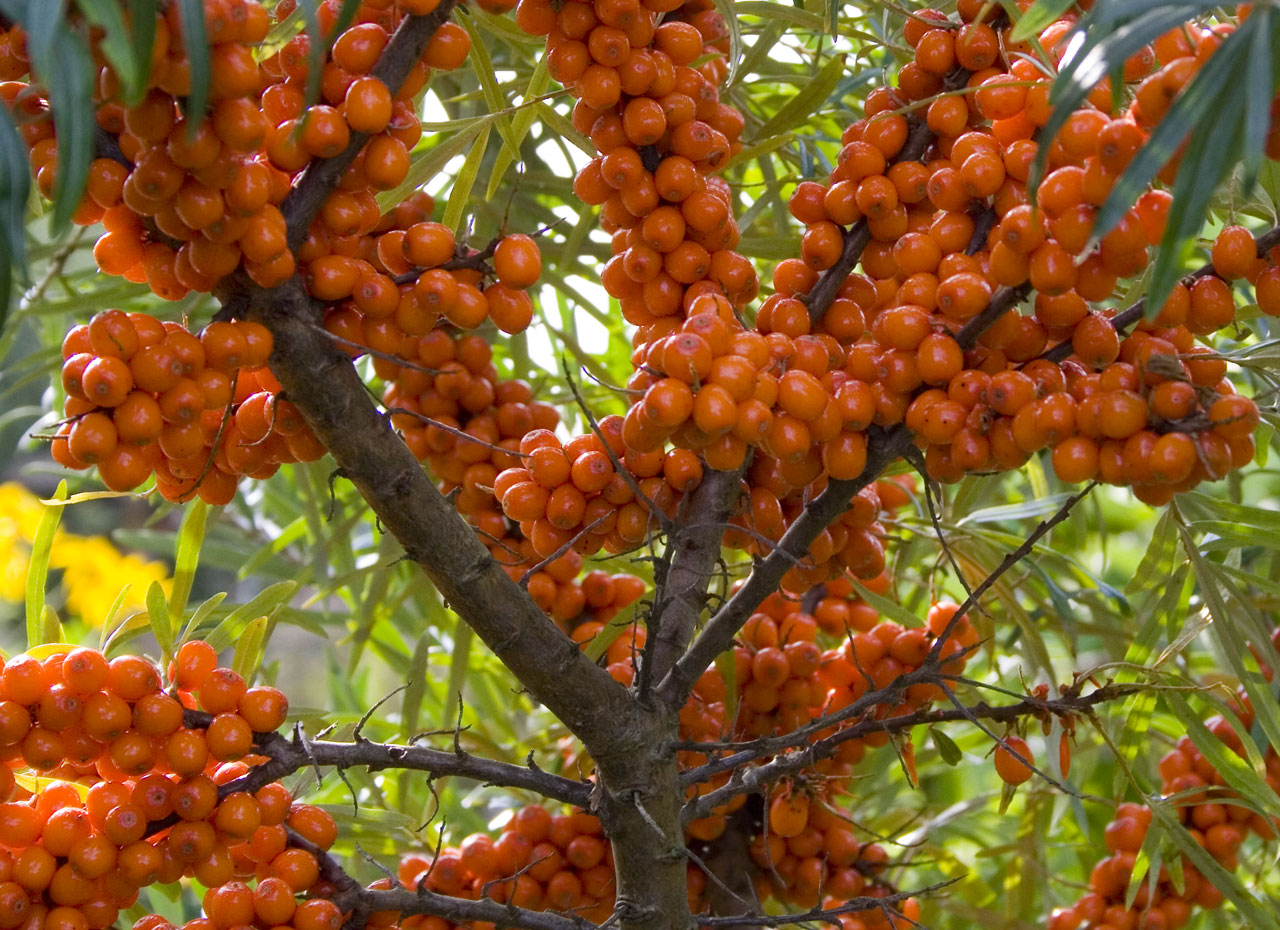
left=375, top=325, right=656, bottom=622
left=493, top=422, right=706, bottom=558
left=7, top=0, right=475, bottom=300
left=321, top=197, right=543, bottom=351
left=0, top=641, right=345, bottom=930
left=578, top=583, right=971, bottom=922
left=751, top=793, right=912, bottom=929
left=523, top=552, right=647, bottom=631
left=777, top=2, right=1269, bottom=504
left=52, top=311, right=325, bottom=504
left=398, top=805, right=618, bottom=925
left=1050, top=643, right=1280, bottom=930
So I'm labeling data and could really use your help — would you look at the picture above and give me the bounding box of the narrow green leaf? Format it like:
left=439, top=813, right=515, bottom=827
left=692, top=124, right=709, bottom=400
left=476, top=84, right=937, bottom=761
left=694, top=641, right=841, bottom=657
left=28, top=28, right=94, bottom=231
left=101, top=610, right=152, bottom=655
left=205, top=581, right=297, bottom=652
left=442, top=623, right=472, bottom=729
left=169, top=500, right=208, bottom=634
left=853, top=582, right=924, bottom=631
left=458, top=12, right=518, bottom=157
left=716, top=646, right=738, bottom=729
left=97, top=585, right=134, bottom=651
left=145, top=581, right=173, bottom=662
left=442, top=122, right=492, bottom=234
left=1126, top=508, right=1178, bottom=596
left=722, top=132, right=793, bottom=173
left=931, top=728, right=962, bottom=765
left=39, top=605, right=63, bottom=645
left=1184, top=535, right=1280, bottom=757
left=173, top=0, right=211, bottom=129
left=751, top=53, right=845, bottom=143
left=374, top=117, right=494, bottom=213
left=734, top=2, right=823, bottom=29
left=297, top=0, right=326, bottom=108
left=126, top=0, right=159, bottom=105
left=1240, top=9, right=1275, bottom=186
left=1010, top=0, right=1077, bottom=41
left=24, top=0, right=67, bottom=67
left=1144, top=76, right=1243, bottom=314
left=532, top=102, right=593, bottom=155
left=713, top=0, right=742, bottom=85
left=0, top=100, right=27, bottom=330
left=25, top=480, right=66, bottom=648
left=179, top=591, right=228, bottom=643
left=956, top=493, right=1077, bottom=526
left=232, top=616, right=269, bottom=681
left=79, top=0, right=146, bottom=103
left=403, top=634, right=431, bottom=740
left=727, top=20, right=784, bottom=92
left=486, top=55, right=550, bottom=201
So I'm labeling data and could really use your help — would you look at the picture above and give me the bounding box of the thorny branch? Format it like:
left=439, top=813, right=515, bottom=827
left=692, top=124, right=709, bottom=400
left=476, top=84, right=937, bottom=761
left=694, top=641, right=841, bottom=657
left=179, top=708, right=593, bottom=809
left=679, top=680, right=1141, bottom=822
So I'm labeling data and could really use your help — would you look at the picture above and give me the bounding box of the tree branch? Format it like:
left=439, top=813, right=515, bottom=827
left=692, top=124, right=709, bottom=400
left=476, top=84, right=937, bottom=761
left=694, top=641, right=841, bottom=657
left=201, top=0, right=649, bottom=763
left=179, top=709, right=593, bottom=808
left=679, top=681, right=1139, bottom=822
left=697, top=879, right=958, bottom=927
left=281, top=0, right=463, bottom=249
left=648, top=467, right=743, bottom=701
left=656, top=425, right=913, bottom=707
left=658, top=278, right=1032, bottom=708
left=1041, top=223, right=1280, bottom=363
left=218, top=274, right=643, bottom=761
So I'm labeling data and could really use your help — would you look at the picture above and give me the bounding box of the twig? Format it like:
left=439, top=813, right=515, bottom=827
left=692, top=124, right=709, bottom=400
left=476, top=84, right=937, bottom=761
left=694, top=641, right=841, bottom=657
left=698, top=879, right=959, bottom=927
left=925, top=482, right=1096, bottom=665
left=518, top=513, right=613, bottom=586
left=175, top=707, right=593, bottom=809
left=1041, top=223, right=1280, bottom=363
left=679, top=681, right=1138, bottom=822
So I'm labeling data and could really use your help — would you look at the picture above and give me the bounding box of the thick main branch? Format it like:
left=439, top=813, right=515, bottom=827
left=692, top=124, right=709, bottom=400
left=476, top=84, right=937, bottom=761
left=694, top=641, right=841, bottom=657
left=219, top=275, right=642, bottom=759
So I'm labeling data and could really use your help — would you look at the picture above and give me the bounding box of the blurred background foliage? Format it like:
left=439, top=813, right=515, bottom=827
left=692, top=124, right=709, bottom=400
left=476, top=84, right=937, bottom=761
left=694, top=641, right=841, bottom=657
left=2, top=0, right=1280, bottom=926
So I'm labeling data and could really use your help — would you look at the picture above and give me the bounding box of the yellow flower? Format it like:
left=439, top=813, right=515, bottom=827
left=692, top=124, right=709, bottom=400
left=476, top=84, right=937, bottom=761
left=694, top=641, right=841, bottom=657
left=0, top=482, right=42, bottom=602
left=0, top=482, right=47, bottom=540
left=51, top=536, right=172, bottom=626
left=0, top=482, right=172, bottom=623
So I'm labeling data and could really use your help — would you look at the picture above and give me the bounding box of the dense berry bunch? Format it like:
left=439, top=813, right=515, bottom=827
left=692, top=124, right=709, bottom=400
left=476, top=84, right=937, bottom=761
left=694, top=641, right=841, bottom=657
left=398, top=806, right=618, bottom=924
left=0, top=641, right=342, bottom=930
left=1049, top=630, right=1280, bottom=930
left=321, top=198, right=542, bottom=349
left=5, top=0, right=474, bottom=298
left=53, top=311, right=325, bottom=503
left=783, top=3, right=1270, bottom=505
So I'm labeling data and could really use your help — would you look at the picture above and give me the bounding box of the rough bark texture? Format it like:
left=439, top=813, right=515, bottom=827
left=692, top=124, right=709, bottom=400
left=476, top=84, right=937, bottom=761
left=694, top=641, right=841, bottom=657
left=594, top=710, right=695, bottom=930
left=647, top=467, right=743, bottom=687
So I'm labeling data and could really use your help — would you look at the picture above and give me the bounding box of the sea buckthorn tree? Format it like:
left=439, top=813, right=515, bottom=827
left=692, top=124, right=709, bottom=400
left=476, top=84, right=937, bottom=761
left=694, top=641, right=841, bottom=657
left=2, top=0, right=1280, bottom=929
